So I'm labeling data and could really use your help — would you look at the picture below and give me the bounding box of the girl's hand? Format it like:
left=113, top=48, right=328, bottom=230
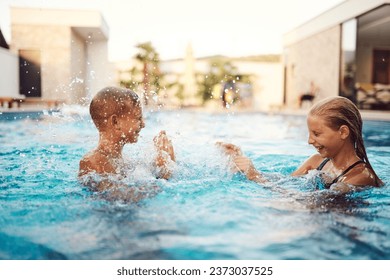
left=216, top=142, right=243, bottom=157
left=330, top=182, right=354, bottom=194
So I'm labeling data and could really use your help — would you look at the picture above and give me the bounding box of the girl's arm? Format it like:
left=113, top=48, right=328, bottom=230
left=217, top=142, right=267, bottom=183
left=291, top=154, right=323, bottom=176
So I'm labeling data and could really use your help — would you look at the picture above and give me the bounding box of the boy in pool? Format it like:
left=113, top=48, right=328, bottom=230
left=79, top=86, right=175, bottom=200
left=218, top=96, right=383, bottom=193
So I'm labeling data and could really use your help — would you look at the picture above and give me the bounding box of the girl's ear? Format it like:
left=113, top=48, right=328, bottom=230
left=339, top=125, right=350, bottom=140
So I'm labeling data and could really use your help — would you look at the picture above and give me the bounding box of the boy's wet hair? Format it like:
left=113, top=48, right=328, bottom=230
left=90, top=86, right=141, bottom=129
left=309, top=96, right=383, bottom=186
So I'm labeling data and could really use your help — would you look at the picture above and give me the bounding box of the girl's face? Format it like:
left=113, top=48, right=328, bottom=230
left=307, top=114, right=345, bottom=159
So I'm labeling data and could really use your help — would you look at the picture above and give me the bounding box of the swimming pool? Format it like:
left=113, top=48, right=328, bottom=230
left=1, top=108, right=389, bottom=259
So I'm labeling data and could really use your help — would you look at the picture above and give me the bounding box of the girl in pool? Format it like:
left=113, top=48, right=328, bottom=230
left=219, top=96, right=383, bottom=193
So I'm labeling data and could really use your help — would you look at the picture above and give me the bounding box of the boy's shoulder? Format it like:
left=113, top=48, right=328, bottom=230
left=79, top=150, right=107, bottom=176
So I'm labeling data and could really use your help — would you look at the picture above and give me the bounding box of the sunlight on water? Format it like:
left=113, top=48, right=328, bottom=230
left=0, top=107, right=389, bottom=259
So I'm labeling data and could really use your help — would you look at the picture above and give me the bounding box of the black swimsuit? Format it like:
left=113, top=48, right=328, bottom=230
left=316, top=158, right=365, bottom=188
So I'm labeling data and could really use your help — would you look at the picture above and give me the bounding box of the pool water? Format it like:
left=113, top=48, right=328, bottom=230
left=1, top=109, right=389, bottom=259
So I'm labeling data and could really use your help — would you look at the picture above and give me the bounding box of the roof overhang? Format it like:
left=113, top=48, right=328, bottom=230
left=283, top=0, right=390, bottom=47
left=11, top=7, right=109, bottom=41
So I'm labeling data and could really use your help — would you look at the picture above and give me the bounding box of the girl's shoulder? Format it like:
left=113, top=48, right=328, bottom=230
left=292, top=153, right=324, bottom=176
left=304, top=154, right=325, bottom=170
left=308, top=153, right=325, bottom=164
left=343, top=163, right=379, bottom=187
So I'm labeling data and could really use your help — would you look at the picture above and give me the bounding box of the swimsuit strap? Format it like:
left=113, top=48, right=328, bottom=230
left=331, top=160, right=365, bottom=184
left=316, top=158, right=330, bottom=171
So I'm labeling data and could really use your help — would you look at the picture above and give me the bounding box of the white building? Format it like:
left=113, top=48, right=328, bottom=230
left=9, top=7, right=113, bottom=104
left=126, top=53, right=283, bottom=111
left=0, top=28, right=19, bottom=100
left=283, top=0, right=390, bottom=110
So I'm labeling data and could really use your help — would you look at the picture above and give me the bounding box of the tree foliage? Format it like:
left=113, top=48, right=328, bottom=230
left=198, top=57, right=251, bottom=104
left=120, top=42, right=164, bottom=105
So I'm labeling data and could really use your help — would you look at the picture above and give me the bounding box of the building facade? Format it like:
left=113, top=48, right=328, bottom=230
left=116, top=53, right=283, bottom=111
left=283, top=0, right=390, bottom=110
left=10, top=7, right=112, bottom=104
left=0, top=29, right=19, bottom=99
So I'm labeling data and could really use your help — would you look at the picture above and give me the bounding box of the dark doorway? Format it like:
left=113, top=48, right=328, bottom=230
left=19, top=50, right=41, bottom=97
left=373, top=49, right=390, bottom=84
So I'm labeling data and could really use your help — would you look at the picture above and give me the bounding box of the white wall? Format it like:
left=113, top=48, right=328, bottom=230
left=0, top=47, right=19, bottom=98
left=86, top=40, right=114, bottom=100
left=284, top=26, right=341, bottom=108
left=70, top=31, right=87, bottom=104
left=284, top=0, right=390, bottom=47
left=233, top=61, right=283, bottom=111
left=155, top=58, right=283, bottom=110
left=11, top=7, right=110, bottom=104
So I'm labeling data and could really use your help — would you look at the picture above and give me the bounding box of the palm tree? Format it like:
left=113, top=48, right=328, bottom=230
left=134, top=42, right=162, bottom=105
left=198, top=57, right=238, bottom=103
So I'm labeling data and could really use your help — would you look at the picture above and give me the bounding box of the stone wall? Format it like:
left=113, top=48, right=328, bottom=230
left=11, top=24, right=73, bottom=102
left=284, top=26, right=341, bottom=108
left=0, top=48, right=19, bottom=98
left=11, top=24, right=111, bottom=104
left=70, top=30, right=87, bottom=104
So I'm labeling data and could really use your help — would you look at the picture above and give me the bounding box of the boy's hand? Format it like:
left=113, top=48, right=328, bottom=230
left=153, top=131, right=175, bottom=179
left=154, top=130, right=175, bottom=162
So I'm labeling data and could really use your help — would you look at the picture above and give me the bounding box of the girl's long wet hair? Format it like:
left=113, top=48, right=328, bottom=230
left=309, top=96, right=383, bottom=187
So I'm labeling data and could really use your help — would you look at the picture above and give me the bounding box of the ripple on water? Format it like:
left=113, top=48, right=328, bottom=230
left=1, top=111, right=390, bottom=259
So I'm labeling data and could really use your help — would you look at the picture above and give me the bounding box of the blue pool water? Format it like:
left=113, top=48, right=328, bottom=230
left=1, top=109, right=389, bottom=259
